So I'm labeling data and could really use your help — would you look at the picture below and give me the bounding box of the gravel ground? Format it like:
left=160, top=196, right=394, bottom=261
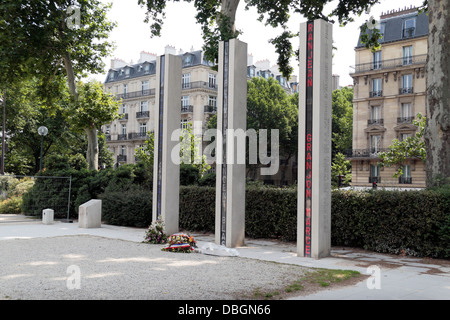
left=0, top=235, right=309, bottom=300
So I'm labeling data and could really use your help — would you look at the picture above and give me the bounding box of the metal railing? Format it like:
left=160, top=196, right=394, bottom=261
left=181, top=105, right=194, bottom=113
left=369, top=91, right=383, bottom=98
left=115, top=89, right=156, bottom=100
left=397, top=117, right=415, bottom=124
left=351, top=54, right=426, bottom=74
left=399, top=87, right=414, bottom=95
left=118, top=113, right=128, bottom=121
left=182, top=81, right=218, bottom=91
left=136, top=111, right=150, bottom=119
left=403, top=27, right=416, bottom=39
left=204, top=105, right=217, bottom=113
left=399, top=177, right=413, bottom=184
left=368, top=119, right=384, bottom=126
left=117, top=155, right=127, bottom=162
left=117, top=134, right=127, bottom=141
left=345, top=148, right=389, bottom=158
left=128, top=132, right=148, bottom=140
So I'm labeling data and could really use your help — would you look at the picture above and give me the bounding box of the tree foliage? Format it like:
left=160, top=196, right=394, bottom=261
left=332, top=86, right=353, bottom=158
left=379, top=113, right=427, bottom=178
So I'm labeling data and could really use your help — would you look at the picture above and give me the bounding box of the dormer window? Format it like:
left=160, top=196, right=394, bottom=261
left=183, top=53, right=195, bottom=67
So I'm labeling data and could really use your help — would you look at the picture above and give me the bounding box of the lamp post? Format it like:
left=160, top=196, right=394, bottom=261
left=38, top=126, right=48, bottom=172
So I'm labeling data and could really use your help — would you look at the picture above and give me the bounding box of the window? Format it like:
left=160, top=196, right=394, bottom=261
left=121, top=124, right=127, bottom=135
left=121, top=146, right=126, bottom=156
left=208, top=73, right=217, bottom=88
left=181, top=96, right=190, bottom=107
left=403, top=18, right=416, bottom=38
left=373, top=51, right=382, bottom=70
left=139, top=122, right=147, bottom=134
left=379, top=23, right=386, bottom=42
left=140, top=101, right=148, bottom=112
left=181, top=119, right=190, bottom=130
left=401, top=103, right=412, bottom=118
left=401, top=74, right=413, bottom=94
left=142, top=80, right=149, bottom=92
left=402, top=46, right=413, bottom=65
left=182, top=73, right=191, bottom=89
left=400, top=133, right=412, bottom=141
left=370, top=164, right=381, bottom=182
left=208, top=96, right=217, bottom=107
left=123, top=84, right=128, bottom=95
left=183, top=54, right=194, bottom=67
left=122, top=104, right=127, bottom=114
left=370, top=106, right=382, bottom=125
left=370, top=135, right=381, bottom=154
left=371, top=78, right=382, bottom=97
left=400, top=165, right=412, bottom=184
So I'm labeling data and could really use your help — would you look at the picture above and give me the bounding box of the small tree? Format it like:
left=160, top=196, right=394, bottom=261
left=379, top=113, right=427, bottom=178
left=66, top=81, right=119, bottom=170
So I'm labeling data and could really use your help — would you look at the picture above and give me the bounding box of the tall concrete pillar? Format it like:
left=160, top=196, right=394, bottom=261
left=215, top=39, right=247, bottom=248
left=153, top=54, right=182, bottom=235
left=297, top=19, right=333, bottom=259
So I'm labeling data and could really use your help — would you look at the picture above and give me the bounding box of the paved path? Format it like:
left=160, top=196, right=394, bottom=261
left=0, top=215, right=449, bottom=300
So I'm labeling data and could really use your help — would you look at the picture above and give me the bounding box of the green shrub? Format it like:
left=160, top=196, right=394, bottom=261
left=98, top=186, right=152, bottom=228
left=0, top=196, right=23, bottom=214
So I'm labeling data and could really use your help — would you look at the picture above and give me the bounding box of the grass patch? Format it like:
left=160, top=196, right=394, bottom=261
left=247, top=268, right=362, bottom=300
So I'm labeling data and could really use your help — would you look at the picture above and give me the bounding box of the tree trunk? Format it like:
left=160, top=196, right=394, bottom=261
left=85, top=127, right=99, bottom=171
left=424, top=0, right=450, bottom=187
left=221, top=0, right=240, bottom=32
left=63, top=51, right=78, bottom=100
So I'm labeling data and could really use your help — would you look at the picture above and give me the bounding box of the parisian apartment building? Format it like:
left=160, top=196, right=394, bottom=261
left=349, top=6, right=428, bottom=188
left=102, top=45, right=299, bottom=185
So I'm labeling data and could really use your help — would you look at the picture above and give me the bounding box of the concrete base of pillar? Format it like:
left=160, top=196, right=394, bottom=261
left=78, top=200, right=102, bottom=229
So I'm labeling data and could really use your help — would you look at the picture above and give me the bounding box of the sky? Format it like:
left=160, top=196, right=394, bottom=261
left=92, top=0, right=426, bottom=87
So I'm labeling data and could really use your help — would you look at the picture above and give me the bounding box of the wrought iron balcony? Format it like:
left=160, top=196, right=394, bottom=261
left=345, top=148, right=389, bottom=158
left=369, top=91, right=383, bottom=98
left=115, top=89, right=155, bottom=100
left=204, top=105, right=217, bottom=113
left=397, top=117, right=415, bottom=124
left=399, top=87, right=414, bottom=95
left=136, top=111, right=150, bottom=119
left=368, top=119, right=384, bottom=126
left=351, top=54, right=426, bottom=74
left=128, top=132, right=148, bottom=140
left=182, top=81, right=218, bottom=91
left=399, top=177, right=413, bottom=184
left=181, top=105, right=194, bottom=113
left=118, top=113, right=128, bottom=121
left=117, top=134, right=127, bottom=141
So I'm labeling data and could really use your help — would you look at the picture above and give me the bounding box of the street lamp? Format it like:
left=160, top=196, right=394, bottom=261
left=38, top=126, right=48, bottom=172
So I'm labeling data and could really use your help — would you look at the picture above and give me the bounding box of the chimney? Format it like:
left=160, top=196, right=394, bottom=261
left=255, top=59, right=271, bottom=70
left=110, top=58, right=127, bottom=69
left=165, top=45, right=177, bottom=55
left=247, top=53, right=254, bottom=66
left=139, top=51, right=157, bottom=63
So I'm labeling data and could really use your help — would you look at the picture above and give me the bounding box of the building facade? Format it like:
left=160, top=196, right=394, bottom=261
left=349, top=7, right=428, bottom=188
left=103, top=46, right=297, bottom=185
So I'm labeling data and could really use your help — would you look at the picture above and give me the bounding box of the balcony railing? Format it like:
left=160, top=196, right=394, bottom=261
left=369, top=91, right=383, bottom=98
left=399, top=87, right=414, bottom=95
left=402, top=27, right=416, bottom=39
left=397, top=117, right=415, bottom=124
left=182, top=81, right=218, bottom=91
left=115, top=89, right=156, bottom=100
left=399, top=177, right=413, bottom=184
left=345, top=148, right=389, bottom=158
left=117, top=155, right=127, bottom=162
left=204, top=105, right=217, bottom=113
left=181, top=105, right=194, bottom=113
left=128, top=132, right=148, bottom=140
left=136, top=111, right=150, bottom=119
left=368, top=119, right=384, bottom=126
left=118, top=113, right=128, bottom=121
left=117, top=134, right=127, bottom=141
left=351, top=54, right=426, bottom=74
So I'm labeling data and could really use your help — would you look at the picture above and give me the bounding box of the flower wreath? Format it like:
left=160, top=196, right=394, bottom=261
left=162, top=233, right=197, bottom=253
